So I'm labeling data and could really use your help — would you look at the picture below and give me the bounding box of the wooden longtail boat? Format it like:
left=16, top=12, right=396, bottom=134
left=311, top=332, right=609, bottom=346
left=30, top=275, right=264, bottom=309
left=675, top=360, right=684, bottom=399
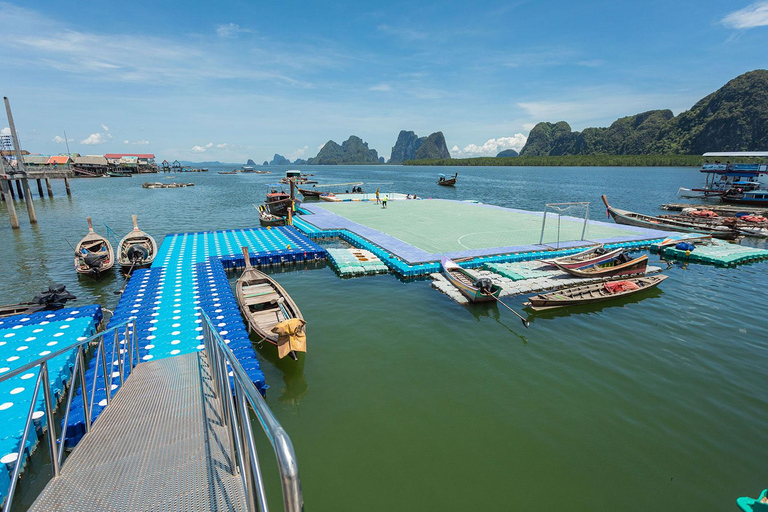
left=0, top=284, right=77, bottom=318
left=601, top=195, right=739, bottom=240
left=525, top=274, right=668, bottom=311
left=236, top=247, right=306, bottom=360
left=554, top=254, right=649, bottom=278
left=74, top=217, right=115, bottom=277
left=297, top=187, right=322, bottom=198
left=441, top=257, right=502, bottom=302
left=255, top=204, right=286, bottom=226
left=438, top=173, right=458, bottom=186
left=539, top=246, right=624, bottom=269
left=117, top=215, right=157, bottom=274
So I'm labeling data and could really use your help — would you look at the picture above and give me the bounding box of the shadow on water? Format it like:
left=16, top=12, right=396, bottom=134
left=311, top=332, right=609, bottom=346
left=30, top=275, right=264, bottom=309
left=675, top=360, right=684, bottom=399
left=251, top=335, right=309, bottom=407
left=465, top=300, right=530, bottom=344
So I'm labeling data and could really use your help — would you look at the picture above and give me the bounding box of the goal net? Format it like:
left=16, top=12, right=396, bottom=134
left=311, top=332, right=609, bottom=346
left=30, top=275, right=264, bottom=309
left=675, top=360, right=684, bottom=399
left=539, top=202, right=591, bottom=248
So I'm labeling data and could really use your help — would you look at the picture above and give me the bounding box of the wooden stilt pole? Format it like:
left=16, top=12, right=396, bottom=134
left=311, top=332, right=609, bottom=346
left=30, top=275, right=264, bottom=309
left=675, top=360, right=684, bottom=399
left=36, top=178, right=44, bottom=198
left=22, top=178, right=37, bottom=224
left=45, top=177, right=53, bottom=197
left=9, top=180, right=15, bottom=200
left=1, top=179, right=20, bottom=229
left=64, top=177, right=71, bottom=196
left=15, top=179, right=23, bottom=199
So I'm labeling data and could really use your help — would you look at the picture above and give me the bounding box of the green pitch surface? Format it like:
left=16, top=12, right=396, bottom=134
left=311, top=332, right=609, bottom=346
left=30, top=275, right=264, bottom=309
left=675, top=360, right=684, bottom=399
left=315, top=199, right=634, bottom=254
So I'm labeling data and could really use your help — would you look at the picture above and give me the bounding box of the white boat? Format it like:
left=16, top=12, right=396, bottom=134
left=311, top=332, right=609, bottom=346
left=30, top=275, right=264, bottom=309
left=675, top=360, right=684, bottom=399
left=679, top=152, right=768, bottom=198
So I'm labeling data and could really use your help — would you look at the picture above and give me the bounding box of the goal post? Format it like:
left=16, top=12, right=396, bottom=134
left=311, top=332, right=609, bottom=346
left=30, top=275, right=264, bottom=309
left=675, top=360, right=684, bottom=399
left=539, top=202, right=591, bottom=248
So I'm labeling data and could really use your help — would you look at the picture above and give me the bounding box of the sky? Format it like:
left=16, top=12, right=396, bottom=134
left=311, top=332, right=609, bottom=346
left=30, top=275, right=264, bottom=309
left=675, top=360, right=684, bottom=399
left=1, top=0, right=767, bottom=163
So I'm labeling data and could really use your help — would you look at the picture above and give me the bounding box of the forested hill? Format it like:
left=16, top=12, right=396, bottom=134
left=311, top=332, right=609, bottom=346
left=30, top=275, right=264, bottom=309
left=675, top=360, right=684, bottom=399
left=519, top=69, right=768, bottom=156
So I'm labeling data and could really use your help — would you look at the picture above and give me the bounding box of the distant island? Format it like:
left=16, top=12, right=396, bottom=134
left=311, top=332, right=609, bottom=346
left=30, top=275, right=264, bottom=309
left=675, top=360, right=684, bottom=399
left=307, top=135, right=380, bottom=165
left=390, top=131, right=451, bottom=163
left=408, top=69, right=768, bottom=166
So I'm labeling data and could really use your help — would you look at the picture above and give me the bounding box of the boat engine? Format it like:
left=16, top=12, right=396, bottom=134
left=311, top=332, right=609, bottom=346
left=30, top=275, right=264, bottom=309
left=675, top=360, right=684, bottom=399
left=474, top=278, right=495, bottom=295
left=32, top=284, right=77, bottom=310
left=126, top=244, right=149, bottom=263
left=83, top=252, right=108, bottom=269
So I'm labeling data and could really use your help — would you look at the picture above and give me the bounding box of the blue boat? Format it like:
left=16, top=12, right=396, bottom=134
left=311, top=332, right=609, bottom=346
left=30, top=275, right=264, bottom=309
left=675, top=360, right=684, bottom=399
left=737, top=488, right=768, bottom=511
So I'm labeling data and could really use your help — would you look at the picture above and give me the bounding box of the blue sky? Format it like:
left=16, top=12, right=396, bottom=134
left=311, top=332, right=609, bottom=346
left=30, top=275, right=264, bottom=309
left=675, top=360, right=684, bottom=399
left=2, top=0, right=767, bottom=162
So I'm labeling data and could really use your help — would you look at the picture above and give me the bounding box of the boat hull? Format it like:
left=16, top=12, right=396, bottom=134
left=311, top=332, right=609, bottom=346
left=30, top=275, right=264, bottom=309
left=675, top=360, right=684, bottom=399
left=236, top=251, right=305, bottom=359
left=526, top=274, right=668, bottom=310
left=540, top=246, right=623, bottom=269
left=74, top=220, right=115, bottom=277
left=554, top=254, right=649, bottom=278
left=602, top=195, right=739, bottom=240
left=441, top=257, right=502, bottom=302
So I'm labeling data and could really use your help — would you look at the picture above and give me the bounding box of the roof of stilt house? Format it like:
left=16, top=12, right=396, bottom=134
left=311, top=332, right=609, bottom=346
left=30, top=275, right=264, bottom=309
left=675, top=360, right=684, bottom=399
left=73, top=155, right=108, bottom=165
left=23, top=155, right=51, bottom=165
left=47, top=155, right=72, bottom=164
left=104, top=153, right=155, bottom=159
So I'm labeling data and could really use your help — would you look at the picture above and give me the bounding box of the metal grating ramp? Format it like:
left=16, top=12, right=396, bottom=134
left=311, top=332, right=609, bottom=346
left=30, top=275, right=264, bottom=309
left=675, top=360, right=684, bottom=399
left=30, top=352, right=247, bottom=511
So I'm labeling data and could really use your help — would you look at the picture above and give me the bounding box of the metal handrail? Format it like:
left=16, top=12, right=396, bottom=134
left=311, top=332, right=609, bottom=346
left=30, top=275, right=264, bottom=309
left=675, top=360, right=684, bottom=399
left=201, top=311, right=303, bottom=512
left=0, top=319, right=139, bottom=511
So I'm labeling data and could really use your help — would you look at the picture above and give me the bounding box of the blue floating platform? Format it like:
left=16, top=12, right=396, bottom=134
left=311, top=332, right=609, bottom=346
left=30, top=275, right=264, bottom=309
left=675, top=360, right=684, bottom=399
left=65, top=226, right=326, bottom=448
left=0, top=305, right=102, bottom=502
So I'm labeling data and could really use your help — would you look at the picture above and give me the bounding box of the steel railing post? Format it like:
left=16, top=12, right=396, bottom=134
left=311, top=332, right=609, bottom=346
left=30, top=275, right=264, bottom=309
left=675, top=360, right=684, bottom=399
left=41, top=362, right=60, bottom=477
left=236, top=381, right=266, bottom=512
left=100, top=334, right=110, bottom=407
left=78, top=344, right=92, bottom=432
left=88, top=337, right=103, bottom=423
left=2, top=368, right=44, bottom=512
left=58, top=347, right=83, bottom=465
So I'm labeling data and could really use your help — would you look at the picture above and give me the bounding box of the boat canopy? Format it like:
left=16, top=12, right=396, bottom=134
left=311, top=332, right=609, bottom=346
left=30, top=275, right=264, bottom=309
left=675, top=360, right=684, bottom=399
left=702, top=152, right=768, bottom=158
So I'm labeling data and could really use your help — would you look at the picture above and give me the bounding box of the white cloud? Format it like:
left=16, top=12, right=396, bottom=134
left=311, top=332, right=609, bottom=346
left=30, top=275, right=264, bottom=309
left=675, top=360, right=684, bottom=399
left=215, top=143, right=230, bottom=149
left=81, top=133, right=108, bottom=145
left=124, top=140, right=130, bottom=144
left=287, top=146, right=309, bottom=161
left=1, top=4, right=327, bottom=87
left=205, top=142, right=213, bottom=149
left=523, top=123, right=536, bottom=131
left=53, top=135, right=66, bottom=143
left=191, top=145, right=207, bottom=153
left=101, top=123, right=109, bottom=131
left=369, top=83, right=392, bottom=92
left=133, top=140, right=150, bottom=145
left=722, top=2, right=768, bottom=29
left=1, top=127, right=10, bottom=136
left=450, top=135, right=528, bottom=157
left=216, top=23, right=255, bottom=38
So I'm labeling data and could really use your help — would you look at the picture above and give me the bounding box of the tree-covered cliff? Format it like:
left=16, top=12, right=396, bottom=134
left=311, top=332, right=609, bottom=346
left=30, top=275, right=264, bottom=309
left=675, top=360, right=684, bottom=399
left=519, top=70, right=768, bottom=156
left=389, top=130, right=450, bottom=162
left=307, top=136, right=380, bottom=165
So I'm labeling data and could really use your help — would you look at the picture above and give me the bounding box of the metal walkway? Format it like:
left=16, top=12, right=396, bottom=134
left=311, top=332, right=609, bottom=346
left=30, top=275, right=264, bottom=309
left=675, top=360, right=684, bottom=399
left=30, top=352, right=247, bottom=511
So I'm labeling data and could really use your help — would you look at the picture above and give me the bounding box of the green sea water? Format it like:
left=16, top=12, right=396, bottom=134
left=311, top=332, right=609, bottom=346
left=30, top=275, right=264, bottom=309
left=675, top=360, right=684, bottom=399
left=2, top=166, right=767, bottom=511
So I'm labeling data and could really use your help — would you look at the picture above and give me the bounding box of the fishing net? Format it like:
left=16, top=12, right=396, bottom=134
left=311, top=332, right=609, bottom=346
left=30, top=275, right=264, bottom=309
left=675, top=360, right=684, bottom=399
left=539, top=202, right=592, bottom=248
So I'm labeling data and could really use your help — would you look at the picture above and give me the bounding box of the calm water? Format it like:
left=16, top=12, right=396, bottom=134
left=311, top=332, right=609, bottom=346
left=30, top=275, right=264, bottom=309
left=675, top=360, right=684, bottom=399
left=3, top=166, right=767, bottom=511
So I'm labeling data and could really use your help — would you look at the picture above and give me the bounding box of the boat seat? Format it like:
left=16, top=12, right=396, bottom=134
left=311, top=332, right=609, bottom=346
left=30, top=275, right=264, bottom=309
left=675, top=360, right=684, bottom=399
left=245, top=293, right=280, bottom=306
left=242, top=283, right=272, bottom=294
left=250, top=309, right=285, bottom=328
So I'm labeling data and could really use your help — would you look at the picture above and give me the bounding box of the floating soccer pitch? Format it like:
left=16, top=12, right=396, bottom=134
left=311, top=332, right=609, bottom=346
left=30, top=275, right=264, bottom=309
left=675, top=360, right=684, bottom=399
left=298, top=199, right=672, bottom=266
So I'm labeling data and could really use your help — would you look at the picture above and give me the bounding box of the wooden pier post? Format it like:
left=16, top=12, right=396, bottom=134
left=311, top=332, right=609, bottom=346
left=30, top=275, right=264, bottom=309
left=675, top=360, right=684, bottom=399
left=21, top=178, right=37, bottom=224
left=64, top=177, right=71, bottom=196
left=14, top=179, right=23, bottom=199
left=1, top=179, right=20, bottom=229
left=36, top=178, right=44, bottom=198
left=45, top=177, right=53, bottom=197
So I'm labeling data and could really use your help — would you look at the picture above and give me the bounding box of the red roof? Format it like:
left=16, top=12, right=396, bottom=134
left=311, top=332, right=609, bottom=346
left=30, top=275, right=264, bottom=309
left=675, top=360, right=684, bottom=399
left=104, top=154, right=155, bottom=159
left=47, top=156, right=71, bottom=164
